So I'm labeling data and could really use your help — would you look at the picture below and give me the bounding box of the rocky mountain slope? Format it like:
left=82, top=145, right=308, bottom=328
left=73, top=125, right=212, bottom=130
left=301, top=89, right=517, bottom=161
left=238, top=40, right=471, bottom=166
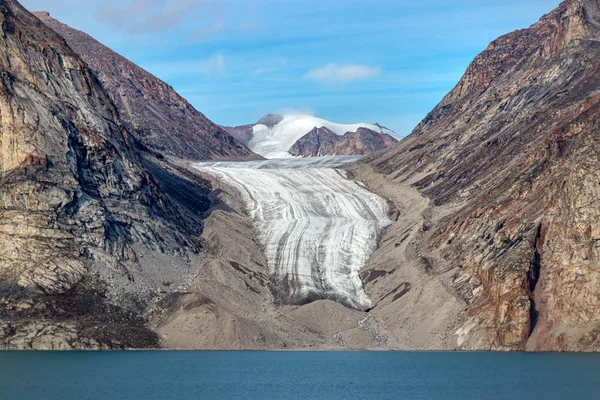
left=224, top=114, right=397, bottom=158
left=354, top=0, right=600, bottom=351
left=33, top=12, right=258, bottom=162
left=0, top=0, right=217, bottom=349
left=5, top=0, right=600, bottom=352
left=0, top=0, right=412, bottom=350
left=289, top=126, right=398, bottom=157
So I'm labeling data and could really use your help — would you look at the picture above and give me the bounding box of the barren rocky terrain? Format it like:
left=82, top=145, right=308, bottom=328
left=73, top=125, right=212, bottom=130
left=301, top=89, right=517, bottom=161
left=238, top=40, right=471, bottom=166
left=0, top=0, right=214, bottom=349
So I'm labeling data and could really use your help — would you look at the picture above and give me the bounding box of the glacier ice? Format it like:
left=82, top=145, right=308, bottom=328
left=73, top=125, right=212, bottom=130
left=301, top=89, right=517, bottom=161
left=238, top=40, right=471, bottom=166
left=195, top=156, right=391, bottom=311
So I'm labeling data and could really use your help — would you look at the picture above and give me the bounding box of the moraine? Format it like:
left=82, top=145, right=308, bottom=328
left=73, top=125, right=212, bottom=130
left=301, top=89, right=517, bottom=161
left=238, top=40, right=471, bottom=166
left=195, top=156, right=391, bottom=311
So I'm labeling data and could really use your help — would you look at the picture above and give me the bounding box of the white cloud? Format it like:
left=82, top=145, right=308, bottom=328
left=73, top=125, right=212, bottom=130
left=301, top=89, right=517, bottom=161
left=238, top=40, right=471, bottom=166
left=304, top=64, right=381, bottom=84
left=201, top=52, right=226, bottom=75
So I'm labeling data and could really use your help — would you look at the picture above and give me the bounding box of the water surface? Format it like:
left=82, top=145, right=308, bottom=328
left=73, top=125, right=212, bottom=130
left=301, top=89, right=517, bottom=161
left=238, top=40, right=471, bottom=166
left=1, top=351, right=598, bottom=400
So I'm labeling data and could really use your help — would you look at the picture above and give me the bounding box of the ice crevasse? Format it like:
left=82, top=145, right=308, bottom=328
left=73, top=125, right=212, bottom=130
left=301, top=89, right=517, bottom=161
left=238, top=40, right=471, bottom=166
left=195, top=157, right=391, bottom=311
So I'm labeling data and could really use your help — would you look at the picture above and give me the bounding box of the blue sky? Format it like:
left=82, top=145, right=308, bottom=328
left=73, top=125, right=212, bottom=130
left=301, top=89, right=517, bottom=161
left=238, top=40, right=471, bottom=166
left=22, top=0, right=560, bottom=135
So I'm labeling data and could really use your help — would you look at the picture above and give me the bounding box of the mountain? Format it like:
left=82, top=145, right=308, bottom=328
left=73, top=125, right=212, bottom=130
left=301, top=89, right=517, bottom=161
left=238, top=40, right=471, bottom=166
left=0, top=1, right=402, bottom=350
left=0, top=0, right=216, bottom=348
left=6, top=0, right=599, bottom=352
left=290, top=126, right=398, bottom=157
left=33, top=12, right=259, bottom=162
left=223, top=114, right=397, bottom=158
left=0, top=0, right=401, bottom=351
left=349, top=0, right=600, bottom=351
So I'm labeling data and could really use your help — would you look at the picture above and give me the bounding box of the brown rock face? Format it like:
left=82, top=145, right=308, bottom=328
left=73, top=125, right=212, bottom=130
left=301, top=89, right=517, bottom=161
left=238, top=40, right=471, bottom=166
left=0, top=0, right=210, bottom=348
left=33, top=12, right=259, bottom=162
left=362, top=0, right=600, bottom=351
left=290, top=127, right=398, bottom=157
left=288, top=127, right=340, bottom=156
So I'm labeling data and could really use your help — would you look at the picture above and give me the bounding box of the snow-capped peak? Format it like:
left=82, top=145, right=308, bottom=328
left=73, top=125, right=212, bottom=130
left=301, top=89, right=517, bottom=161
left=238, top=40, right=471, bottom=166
left=248, top=114, right=394, bottom=159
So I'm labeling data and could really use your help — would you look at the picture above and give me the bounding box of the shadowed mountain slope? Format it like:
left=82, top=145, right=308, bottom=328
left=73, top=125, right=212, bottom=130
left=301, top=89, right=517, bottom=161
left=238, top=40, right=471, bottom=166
left=34, top=11, right=259, bottom=162
left=0, top=0, right=214, bottom=348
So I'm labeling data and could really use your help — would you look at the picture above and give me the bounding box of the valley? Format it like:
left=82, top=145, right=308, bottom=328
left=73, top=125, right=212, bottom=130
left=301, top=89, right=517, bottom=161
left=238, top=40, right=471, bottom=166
left=1, top=0, right=600, bottom=352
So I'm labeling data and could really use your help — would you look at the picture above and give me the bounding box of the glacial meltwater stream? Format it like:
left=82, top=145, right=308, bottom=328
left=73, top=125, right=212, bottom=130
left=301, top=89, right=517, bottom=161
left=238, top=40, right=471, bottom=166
left=195, top=156, right=391, bottom=310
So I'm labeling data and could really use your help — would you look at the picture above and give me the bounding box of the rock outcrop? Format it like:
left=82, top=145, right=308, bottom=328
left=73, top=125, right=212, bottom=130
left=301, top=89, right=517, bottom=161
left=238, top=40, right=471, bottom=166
left=5, top=0, right=600, bottom=352
left=0, top=0, right=211, bottom=348
left=33, top=12, right=258, bottom=162
left=359, top=0, right=600, bottom=351
left=290, top=126, right=398, bottom=157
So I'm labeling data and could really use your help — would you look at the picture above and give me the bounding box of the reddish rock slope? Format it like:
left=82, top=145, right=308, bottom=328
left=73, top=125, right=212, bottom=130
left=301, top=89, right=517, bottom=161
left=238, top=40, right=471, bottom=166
left=361, top=0, right=600, bottom=351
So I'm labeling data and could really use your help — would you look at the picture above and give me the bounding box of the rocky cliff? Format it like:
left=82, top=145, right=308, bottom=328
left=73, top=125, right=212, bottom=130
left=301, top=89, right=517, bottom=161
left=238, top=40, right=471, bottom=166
left=33, top=12, right=258, bottom=162
left=357, top=0, right=600, bottom=351
left=290, top=126, right=398, bottom=157
left=0, top=0, right=213, bottom=349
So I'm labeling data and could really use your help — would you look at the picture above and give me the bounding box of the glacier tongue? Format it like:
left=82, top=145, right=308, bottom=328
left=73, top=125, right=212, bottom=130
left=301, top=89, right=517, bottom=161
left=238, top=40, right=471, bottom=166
left=195, top=156, right=391, bottom=311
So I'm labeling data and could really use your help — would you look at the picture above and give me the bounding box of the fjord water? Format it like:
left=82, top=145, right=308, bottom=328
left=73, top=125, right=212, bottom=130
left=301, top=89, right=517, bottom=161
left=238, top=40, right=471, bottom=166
left=1, top=352, right=599, bottom=400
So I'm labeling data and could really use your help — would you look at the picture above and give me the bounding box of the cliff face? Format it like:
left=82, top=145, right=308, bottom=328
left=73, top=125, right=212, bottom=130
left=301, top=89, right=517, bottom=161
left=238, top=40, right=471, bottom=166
left=0, top=0, right=210, bottom=349
left=362, top=0, right=600, bottom=351
left=34, top=12, right=259, bottom=162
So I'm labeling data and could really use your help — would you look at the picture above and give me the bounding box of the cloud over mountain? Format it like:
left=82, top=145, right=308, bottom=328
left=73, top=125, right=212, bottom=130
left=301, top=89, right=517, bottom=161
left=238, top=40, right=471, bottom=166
left=305, top=64, right=381, bottom=84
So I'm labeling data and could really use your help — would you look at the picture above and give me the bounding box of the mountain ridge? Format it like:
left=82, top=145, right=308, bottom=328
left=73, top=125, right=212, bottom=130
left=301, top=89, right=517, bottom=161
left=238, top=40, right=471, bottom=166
left=33, top=11, right=260, bottom=162
left=290, top=126, right=398, bottom=157
left=356, top=0, right=600, bottom=351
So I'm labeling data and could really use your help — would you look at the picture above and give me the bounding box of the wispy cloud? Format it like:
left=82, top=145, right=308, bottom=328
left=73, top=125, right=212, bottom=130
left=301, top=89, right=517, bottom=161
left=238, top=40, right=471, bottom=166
left=252, top=67, right=278, bottom=76
left=201, top=52, right=226, bottom=75
left=251, top=59, right=287, bottom=77
left=239, top=19, right=259, bottom=32
left=190, top=20, right=224, bottom=42
left=96, top=0, right=228, bottom=40
left=305, top=64, right=381, bottom=84
left=96, top=0, right=197, bottom=34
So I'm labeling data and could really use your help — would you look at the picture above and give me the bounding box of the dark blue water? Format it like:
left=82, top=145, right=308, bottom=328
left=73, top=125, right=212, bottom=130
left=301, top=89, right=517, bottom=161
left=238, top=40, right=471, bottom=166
left=0, top=351, right=598, bottom=400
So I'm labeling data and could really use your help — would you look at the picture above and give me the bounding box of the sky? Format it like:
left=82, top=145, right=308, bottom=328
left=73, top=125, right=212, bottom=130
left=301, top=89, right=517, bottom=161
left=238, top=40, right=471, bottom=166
left=21, top=0, right=560, bottom=135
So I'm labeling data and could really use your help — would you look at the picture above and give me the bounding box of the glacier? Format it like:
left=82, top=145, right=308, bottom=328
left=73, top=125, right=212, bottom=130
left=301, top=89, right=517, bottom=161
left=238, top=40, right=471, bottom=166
left=195, top=156, right=391, bottom=311
left=248, top=114, right=396, bottom=159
